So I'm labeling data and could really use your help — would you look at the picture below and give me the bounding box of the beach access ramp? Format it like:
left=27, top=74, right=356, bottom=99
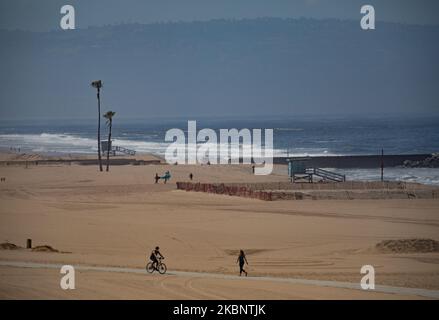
left=101, top=141, right=136, bottom=156
left=287, top=158, right=345, bottom=182
left=112, top=145, right=136, bottom=156
left=306, top=167, right=346, bottom=182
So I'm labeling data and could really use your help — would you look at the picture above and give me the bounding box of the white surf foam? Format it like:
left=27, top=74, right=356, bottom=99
left=329, top=167, right=439, bottom=186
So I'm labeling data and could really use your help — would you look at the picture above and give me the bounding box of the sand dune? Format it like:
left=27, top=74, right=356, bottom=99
left=375, top=239, right=439, bottom=254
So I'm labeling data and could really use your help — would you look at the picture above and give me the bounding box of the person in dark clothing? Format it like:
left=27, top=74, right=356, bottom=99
left=150, top=246, right=164, bottom=270
left=154, top=173, right=160, bottom=184
left=237, top=250, right=248, bottom=276
left=189, top=173, right=193, bottom=181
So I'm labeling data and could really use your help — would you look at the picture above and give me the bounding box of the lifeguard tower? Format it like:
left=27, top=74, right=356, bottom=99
left=287, top=157, right=313, bottom=182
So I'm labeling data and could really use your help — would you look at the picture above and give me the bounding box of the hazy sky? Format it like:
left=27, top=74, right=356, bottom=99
left=1, top=0, right=439, bottom=31
left=0, top=1, right=438, bottom=120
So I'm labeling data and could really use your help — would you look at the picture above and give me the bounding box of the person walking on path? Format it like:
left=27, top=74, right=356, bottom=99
left=237, top=250, right=248, bottom=276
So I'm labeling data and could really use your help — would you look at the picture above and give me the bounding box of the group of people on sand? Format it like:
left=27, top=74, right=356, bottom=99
left=149, top=247, right=249, bottom=276
left=154, top=170, right=171, bottom=184
left=154, top=171, right=196, bottom=183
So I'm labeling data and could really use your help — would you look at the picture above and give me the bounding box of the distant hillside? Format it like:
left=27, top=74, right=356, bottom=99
left=1, top=18, right=438, bottom=119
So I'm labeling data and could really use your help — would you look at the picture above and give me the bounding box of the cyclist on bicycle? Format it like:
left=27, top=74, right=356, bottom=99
left=150, top=246, right=164, bottom=270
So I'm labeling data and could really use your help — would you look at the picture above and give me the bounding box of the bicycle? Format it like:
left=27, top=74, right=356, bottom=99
left=146, top=256, right=167, bottom=274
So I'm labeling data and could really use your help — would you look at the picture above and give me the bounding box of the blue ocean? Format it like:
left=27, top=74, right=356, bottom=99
left=1, top=115, right=438, bottom=157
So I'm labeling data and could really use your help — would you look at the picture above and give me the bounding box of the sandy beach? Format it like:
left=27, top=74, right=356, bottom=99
left=1, top=153, right=439, bottom=299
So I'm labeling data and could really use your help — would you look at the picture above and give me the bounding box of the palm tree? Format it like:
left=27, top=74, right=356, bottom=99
left=91, top=80, right=103, bottom=172
left=103, top=111, right=116, bottom=172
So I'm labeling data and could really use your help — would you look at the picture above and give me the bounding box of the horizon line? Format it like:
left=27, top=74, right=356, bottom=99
left=1, top=16, right=439, bottom=34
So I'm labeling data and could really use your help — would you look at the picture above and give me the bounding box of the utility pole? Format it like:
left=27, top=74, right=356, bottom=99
left=380, top=148, right=384, bottom=182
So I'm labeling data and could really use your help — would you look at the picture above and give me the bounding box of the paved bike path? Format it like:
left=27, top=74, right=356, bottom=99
left=1, top=260, right=438, bottom=299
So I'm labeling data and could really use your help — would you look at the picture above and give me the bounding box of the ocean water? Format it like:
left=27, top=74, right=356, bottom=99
left=329, top=168, right=439, bottom=186
left=1, top=116, right=439, bottom=156
left=1, top=116, right=439, bottom=184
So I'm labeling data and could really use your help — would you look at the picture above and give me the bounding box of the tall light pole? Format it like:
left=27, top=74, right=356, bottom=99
left=91, top=80, right=103, bottom=172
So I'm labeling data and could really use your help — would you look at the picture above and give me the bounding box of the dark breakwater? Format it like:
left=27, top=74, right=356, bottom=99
left=273, top=154, right=431, bottom=168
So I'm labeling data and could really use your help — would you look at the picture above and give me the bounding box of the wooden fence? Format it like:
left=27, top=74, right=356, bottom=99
left=176, top=182, right=273, bottom=201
